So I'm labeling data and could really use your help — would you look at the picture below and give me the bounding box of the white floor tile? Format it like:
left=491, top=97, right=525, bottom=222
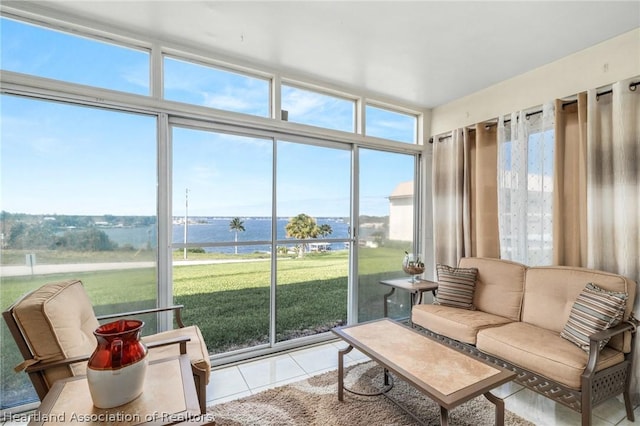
left=331, top=342, right=371, bottom=364
left=593, top=394, right=632, bottom=425
left=208, top=366, right=249, bottom=401
left=289, top=343, right=340, bottom=374
left=491, top=380, right=524, bottom=399
left=614, top=405, right=639, bottom=425
left=249, top=374, right=313, bottom=395
left=238, top=354, right=306, bottom=389
left=506, top=388, right=615, bottom=426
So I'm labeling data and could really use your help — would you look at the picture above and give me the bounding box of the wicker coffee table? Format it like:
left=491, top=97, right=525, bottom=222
left=332, top=319, right=515, bottom=426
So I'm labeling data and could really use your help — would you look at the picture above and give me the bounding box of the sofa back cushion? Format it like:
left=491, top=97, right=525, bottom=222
left=523, top=266, right=636, bottom=352
left=458, top=257, right=526, bottom=321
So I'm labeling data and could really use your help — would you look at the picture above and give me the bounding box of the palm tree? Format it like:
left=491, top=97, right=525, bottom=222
left=285, top=213, right=332, bottom=257
left=318, top=224, right=332, bottom=237
left=229, top=217, right=245, bottom=255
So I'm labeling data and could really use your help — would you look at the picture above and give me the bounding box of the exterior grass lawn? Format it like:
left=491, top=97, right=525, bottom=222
left=0, top=247, right=407, bottom=408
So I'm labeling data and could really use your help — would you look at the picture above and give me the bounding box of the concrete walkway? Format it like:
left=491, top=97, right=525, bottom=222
left=0, top=258, right=271, bottom=278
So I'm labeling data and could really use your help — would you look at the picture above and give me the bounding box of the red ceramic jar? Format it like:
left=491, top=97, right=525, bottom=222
left=87, top=319, right=148, bottom=408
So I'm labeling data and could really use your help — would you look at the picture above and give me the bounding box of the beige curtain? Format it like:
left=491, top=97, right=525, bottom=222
left=553, top=93, right=588, bottom=266
left=432, top=124, right=500, bottom=267
left=432, top=128, right=471, bottom=267
left=470, top=123, right=500, bottom=258
left=586, top=78, right=640, bottom=400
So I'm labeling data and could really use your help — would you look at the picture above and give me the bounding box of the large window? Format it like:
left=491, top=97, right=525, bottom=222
left=365, top=104, right=418, bottom=143
left=281, top=84, right=355, bottom=132
left=0, top=13, right=425, bottom=410
left=497, top=106, right=555, bottom=265
left=0, top=95, right=157, bottom=409
left=1, top=17, right=149, bottom=95
left=164, top=56, right=270, bottom=117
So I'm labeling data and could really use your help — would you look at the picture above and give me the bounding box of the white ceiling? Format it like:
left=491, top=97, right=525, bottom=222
left=7, top=1, right=640, bottom=109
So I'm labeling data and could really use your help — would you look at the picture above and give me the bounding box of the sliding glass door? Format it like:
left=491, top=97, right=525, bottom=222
left=275, top=140, right=351, bottom=342
left=171, top=127, right=273, bottom=354
left=357, top=148, right=418, bottom=322
left=171, top=127, right=355, bottom=352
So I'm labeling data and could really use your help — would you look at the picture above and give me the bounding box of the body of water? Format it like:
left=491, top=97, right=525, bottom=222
left=105, top=217, right=350, bottom=254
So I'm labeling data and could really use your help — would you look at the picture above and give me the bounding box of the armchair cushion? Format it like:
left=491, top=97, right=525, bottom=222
left=11, top=280, right=99, bottom=386
left=143, top=325, right=211, bottom=384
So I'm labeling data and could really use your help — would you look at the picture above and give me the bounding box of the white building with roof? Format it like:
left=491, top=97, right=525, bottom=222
left=388, top=181, right=413, bottom=242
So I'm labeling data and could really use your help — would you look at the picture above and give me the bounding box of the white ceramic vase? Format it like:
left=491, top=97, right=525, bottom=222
left=86, top=319, right=148, bottom=408
left=87, top=358, right=148, bottom=408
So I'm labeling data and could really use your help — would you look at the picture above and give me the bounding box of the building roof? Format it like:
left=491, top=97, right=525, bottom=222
left=389, top=181, right=413, bottom=199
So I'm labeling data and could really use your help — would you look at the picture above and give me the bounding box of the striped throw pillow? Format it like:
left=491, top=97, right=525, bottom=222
left=561, top=283, right=628, bottom=352
left=434, top=264, right=478, bottom=310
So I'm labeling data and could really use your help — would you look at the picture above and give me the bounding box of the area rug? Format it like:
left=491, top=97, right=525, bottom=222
left=208, top=362, right=534, bottom=425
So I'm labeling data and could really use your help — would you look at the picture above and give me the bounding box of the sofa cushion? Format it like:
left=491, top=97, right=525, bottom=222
left=561, top=283, right=627, bottom=352
left=412, top=304, right=513, bottom=345
left=523, top=266, right=636, bottom=352
left=434, top=263, right=478, bottom=310
left=477, top=322, right=624, bottom=389
left=458, top=257, right=526, bottom=321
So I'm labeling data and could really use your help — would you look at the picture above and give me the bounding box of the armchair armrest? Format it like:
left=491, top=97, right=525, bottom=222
left=97, top=305, right=185, bottom=328
left=24, top=354, right=90, bottom=374
left=146, top=335, right=191, bottom=355
left=582, top=321, right=636, bottom=380
left=21, top=336, right=191, bottom=374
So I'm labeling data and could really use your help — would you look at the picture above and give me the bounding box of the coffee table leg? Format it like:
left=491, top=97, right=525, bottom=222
left=484, top=392, right=505, bottom=426
left=440, top=406, right=449, bottom=426
left=338, top=345, right=353, bottom=401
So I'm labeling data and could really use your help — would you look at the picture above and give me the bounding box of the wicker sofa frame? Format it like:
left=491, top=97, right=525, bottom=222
left=412, top=320, right=637, bottom=426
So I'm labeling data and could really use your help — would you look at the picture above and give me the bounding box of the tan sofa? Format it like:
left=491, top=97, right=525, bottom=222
left=412, top=257, right=638, bottom=426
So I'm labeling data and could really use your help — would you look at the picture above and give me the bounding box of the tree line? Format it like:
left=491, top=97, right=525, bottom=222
left=0, top=212, right=154, bottom=251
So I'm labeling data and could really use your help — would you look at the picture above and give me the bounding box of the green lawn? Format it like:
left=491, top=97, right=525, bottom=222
left=0, top=247, right=407, bottom=409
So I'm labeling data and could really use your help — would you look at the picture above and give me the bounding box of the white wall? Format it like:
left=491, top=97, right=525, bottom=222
left=389, top=197, right=413, bottom=242
left=430, top=28, right=640, bottom=135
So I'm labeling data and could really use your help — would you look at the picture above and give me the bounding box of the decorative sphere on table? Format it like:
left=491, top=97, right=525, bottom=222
left=402, top=252, right=425, bottom=283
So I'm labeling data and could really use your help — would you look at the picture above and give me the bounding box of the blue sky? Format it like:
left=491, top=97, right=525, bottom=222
left=1, top=17, right=417, bottom=218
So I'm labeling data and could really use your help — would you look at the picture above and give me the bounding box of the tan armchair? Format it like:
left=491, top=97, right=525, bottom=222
left=2, top=279, right=211, bottom=413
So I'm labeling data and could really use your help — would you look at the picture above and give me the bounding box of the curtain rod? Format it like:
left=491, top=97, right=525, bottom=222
left=428, top=80, right=639, bottom=143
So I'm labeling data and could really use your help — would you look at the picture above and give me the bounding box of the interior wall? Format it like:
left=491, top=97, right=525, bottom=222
left=430, top=28, right=640, bottom=135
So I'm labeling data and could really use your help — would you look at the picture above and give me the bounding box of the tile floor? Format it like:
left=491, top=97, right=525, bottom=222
left=3, top=340, right=638, bottom=425
left=206, top=340, right=640, bottom=426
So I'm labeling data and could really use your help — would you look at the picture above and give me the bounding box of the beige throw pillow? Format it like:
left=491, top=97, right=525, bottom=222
left=560, top=282, right=628, bottom=352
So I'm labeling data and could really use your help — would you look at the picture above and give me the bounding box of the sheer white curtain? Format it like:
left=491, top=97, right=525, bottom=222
left=497, top=102, right=555, bottom=265
left=586, top=78, right=640, bottom=399
left=432, top=128, right=471, bottom=267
